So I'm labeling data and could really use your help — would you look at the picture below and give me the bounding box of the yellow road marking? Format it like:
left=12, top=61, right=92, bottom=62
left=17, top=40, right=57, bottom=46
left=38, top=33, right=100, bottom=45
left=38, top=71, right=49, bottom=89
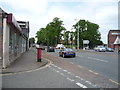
left=109, top=79, right=120, bottom=85
left=77, top=65, right=83, bottom=68
left=89, top=70, right=98, bottom=75
left=70, top=62, right=74, bottom=64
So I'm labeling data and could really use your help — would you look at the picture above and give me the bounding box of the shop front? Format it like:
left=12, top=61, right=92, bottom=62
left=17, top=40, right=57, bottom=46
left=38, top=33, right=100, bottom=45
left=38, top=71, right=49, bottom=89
left=1, top=11, right=29, bottom=68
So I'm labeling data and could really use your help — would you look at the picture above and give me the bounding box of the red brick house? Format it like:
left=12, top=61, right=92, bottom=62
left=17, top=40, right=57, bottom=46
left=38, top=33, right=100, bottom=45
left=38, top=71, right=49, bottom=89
left=108, top=30, right=120, bottom=51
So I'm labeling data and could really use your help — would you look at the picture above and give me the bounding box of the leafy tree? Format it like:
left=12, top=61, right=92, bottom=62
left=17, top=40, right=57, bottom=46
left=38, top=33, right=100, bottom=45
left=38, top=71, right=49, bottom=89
left=29, top=37, right=35, bottom=47
left=64, top=31, right=70, bottom=45
left=73, top=19, right=103, bottom=48
left=36, top=17, right=66, bottom=46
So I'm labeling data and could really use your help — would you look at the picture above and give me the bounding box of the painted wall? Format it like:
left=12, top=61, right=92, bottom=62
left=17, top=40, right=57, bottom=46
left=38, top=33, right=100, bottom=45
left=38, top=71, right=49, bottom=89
left=3, top=18, right=10, bottom=68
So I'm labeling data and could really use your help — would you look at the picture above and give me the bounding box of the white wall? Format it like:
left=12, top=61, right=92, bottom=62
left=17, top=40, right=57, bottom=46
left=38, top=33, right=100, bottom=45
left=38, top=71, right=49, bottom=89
left=3, top=18, right=10, bottom=68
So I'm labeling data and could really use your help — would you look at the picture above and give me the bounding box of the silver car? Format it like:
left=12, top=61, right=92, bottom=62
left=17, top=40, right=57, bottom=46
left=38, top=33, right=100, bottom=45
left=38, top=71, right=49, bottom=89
left=94, top=46, right=106, bottom=52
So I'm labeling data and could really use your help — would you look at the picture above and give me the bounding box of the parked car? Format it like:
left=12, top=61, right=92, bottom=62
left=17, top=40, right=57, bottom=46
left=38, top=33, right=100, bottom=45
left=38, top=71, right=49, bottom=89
left=106, top=48, right=114, bottom=52
left=47, top=46, right=55, bottom=52
left=94, top=46, right=106, bottom=52
left=59, top=48, right=76, bottom=58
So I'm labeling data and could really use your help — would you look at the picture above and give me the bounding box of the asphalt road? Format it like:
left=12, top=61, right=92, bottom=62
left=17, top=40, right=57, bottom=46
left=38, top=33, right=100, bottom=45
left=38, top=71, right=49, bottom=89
left=2, top=66, right=81, bottom=88
left=2, top=49, right=119, bottom=88
left=3, top=62, right=111, bottom=88
left=49, top=49, right=118, bottom=82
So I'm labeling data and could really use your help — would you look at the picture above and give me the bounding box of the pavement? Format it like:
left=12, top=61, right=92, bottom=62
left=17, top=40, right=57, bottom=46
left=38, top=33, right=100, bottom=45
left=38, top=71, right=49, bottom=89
left=2, top=47, right=49, bottom=74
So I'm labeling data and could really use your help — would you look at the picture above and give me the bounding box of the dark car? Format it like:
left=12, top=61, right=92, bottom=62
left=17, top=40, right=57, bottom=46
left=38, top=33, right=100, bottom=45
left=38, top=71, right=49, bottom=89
left=59, top=48, right=76, bottom=58
left=106, top=48, right=114, bottom=52
left=47, top=46, right=55, bottom=52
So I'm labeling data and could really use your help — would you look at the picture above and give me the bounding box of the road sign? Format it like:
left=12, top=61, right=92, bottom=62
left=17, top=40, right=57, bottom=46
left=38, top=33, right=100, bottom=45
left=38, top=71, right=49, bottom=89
left=83, top=40, right=89, bottom=44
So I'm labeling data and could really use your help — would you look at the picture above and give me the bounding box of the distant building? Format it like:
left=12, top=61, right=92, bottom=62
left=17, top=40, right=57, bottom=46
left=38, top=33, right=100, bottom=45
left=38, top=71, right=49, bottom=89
left=0, top=8, right=29, bottom=68
left=108, top=30, right=120, bottom=51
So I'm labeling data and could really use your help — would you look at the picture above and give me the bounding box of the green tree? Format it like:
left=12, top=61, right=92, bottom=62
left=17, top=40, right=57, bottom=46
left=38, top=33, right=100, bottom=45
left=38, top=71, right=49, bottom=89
left=64, top=31, right=70, bottom=45
left=73, top=19, right=103, bottom=48
left=36, top=17, right=66, bottom=46
left=29, top=37, right=35, bottom=47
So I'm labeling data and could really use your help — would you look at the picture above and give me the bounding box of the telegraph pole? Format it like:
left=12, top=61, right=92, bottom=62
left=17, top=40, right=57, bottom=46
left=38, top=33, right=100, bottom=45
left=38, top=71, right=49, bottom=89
left=75, top=19, right=79, bottom=50
left=77, top=25, right=79, bottom=49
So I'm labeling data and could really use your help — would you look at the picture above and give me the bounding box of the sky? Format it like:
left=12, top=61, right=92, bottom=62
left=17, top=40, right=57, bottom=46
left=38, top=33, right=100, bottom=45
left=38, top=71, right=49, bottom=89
left=0, top=0, right=119, bottom=44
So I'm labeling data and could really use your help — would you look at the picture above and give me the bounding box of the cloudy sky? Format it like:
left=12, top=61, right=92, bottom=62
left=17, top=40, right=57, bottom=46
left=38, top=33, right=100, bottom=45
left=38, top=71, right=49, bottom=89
left=0, top=0, right=119, bottom=44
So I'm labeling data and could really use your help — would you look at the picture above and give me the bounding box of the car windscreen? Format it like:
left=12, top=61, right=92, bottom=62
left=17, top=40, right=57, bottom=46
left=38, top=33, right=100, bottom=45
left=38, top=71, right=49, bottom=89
left=64, top=48, right=73, bottom=52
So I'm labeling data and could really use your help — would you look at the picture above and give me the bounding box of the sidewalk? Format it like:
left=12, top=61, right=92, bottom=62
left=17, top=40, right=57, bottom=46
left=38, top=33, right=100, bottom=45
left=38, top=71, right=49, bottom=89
left=2, top=48, right=48, bottom=74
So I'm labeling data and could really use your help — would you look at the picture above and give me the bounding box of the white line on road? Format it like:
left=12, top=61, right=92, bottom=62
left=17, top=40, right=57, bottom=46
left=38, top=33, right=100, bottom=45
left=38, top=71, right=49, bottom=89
left=76, top=82, right=87, bottom=88
left=63, top=69, right=68, bottom=72
left=75, top=76, right=81, bottom=79
left=85, top=81, right=92, bottom=85
left=49, top=64, right=97, bottom=88
left=60, top=73, right=65, bottom=76
left=67, top=71, right=74, bottom=76
left=88, top=57, right=108, bottom=63
left=57, top=67, right=62, bottom=70
left=66, top=77, right=75, bottom=82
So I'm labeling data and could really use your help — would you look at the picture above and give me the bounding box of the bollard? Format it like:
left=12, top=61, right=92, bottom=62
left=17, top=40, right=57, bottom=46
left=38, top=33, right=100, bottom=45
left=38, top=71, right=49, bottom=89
left=37, top=48, right=42, bottom=62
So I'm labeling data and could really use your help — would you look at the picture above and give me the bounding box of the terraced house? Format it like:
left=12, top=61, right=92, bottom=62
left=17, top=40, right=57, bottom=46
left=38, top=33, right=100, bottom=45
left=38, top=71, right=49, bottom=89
left=0, top=8, right=29, bottom=68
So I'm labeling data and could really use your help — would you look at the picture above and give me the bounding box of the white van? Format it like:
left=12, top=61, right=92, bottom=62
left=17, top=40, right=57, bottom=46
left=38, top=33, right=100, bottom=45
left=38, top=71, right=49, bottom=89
left=56, top=44, right=65, bottom=49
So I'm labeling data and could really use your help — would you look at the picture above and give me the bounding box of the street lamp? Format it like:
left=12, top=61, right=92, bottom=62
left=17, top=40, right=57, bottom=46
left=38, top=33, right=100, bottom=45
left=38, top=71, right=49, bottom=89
left=75, top=19, right=79, bottom=50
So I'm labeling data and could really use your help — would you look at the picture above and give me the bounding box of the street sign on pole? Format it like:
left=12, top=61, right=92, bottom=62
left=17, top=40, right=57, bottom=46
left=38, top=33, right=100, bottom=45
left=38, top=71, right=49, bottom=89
left=83, top=40, right=89, bottom=44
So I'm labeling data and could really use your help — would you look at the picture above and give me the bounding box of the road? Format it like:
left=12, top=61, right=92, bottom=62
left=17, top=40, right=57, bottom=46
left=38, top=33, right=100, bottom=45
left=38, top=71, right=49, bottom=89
left=2, top=66, right=82, bottom=88
left=49, top=49, right=118, bottom=82
left=2, top=49, right=119, bottom=88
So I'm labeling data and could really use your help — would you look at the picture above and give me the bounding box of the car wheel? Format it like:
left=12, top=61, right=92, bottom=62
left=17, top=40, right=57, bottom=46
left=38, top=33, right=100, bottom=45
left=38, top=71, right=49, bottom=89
left=62, top=53, right=65, bottom=58
left=73, top=54, right=76, bottom=57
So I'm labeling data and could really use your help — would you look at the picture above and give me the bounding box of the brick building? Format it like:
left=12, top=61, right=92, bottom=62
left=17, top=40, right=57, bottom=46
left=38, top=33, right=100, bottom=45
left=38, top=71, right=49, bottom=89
left=0, top=8, right=29, bottom=68
left=108, top=30, right=120, bottom=51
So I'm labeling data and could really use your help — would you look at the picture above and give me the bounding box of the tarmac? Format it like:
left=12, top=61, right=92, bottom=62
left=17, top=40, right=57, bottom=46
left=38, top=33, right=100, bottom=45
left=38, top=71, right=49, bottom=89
left=1, top=47, right=49, bottom=74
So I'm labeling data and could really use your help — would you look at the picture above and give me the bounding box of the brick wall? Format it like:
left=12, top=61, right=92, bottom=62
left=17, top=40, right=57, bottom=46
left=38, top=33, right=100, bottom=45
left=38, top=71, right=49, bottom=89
left=108, top=30, right=120, bottom=49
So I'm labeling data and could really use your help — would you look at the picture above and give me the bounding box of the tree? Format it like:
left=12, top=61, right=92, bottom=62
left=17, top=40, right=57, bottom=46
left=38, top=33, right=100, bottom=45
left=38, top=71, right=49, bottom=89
left=73, top=19, right=103, bottom=48
left=64, top=31, right=70, bottom=45
left=36, top=17, right=66, bottom=46
left=29, top=37, right=35, bottom=47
